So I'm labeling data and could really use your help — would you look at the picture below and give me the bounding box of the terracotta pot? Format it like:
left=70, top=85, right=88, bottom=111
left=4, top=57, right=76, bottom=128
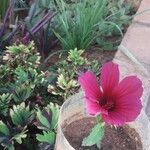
left=55, top=92, right=150, bottom=150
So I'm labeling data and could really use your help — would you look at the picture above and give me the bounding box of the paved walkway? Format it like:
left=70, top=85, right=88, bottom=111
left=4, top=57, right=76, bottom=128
left=119, top=0, right=150, bottom=72
left=115, top=0, right=150, bottom=117
left=113, top=0, right=150, bottom=148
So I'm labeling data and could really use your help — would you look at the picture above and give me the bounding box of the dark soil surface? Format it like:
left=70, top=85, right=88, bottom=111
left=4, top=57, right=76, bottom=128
left=63, top=118, right=143, bottom=150
left=45, top=47, right=116, bottom=68
left=85, top=47, right=116, bottom=64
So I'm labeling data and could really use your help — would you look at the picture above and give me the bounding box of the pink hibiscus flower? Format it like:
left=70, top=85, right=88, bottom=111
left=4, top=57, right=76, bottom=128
left=78, top=62, right=143, bottom=126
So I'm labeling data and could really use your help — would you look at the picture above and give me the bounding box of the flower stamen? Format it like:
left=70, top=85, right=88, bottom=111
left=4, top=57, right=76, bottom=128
left=99, top=99, right=115, bottom=111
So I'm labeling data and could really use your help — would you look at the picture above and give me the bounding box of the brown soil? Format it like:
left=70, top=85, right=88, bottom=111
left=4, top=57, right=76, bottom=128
left=46, top=47, right=116, bottom=68
left=85, top=47, right=116, bottom=64
left=63, top=118, right=143, bottom=150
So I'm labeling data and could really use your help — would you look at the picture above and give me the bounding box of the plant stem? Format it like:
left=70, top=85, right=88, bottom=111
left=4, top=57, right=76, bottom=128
left=96, top=115, right=102, bottom=124
left=96, top=115, right=105, bottom=127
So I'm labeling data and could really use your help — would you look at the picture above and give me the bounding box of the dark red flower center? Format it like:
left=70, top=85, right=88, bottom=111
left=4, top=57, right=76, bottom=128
left=99, top=99, right=115, bottom=112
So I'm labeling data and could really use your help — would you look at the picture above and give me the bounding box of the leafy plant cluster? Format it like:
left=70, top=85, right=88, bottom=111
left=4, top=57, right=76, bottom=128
left=0, top=42, right=100, bottom=149
left=48, top=48, right=100, bottom=99
left=96, top=0, right=134, bottom=50
left=54, top=0, right=133, bottom=50
left=0, top=102, right=59, bottom=150
left=0, top=0, right=135, bottom=56
left=0, top=42, right=60, bottom=149
left=23, top=0, right=58, bottom=56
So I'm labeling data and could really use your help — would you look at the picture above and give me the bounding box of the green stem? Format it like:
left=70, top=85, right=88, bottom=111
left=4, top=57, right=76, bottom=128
left=96, top=115, right=105, bottom=127
left=96, top=115, right=102, bottom=124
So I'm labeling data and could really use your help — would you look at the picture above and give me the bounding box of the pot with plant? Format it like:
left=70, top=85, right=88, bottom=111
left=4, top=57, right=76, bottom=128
left=55, top=62, right=150, bottom=150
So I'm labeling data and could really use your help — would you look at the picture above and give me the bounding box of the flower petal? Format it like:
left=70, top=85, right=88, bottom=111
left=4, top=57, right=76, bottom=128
left=113, top=76, right=143, bottom=99
left=100, top=62, right=119, bottom=93
left=115, top=95, right=142, bottom=122
left=101, top=76, right=143, bottom=126
left=78, top=71, right=102, bottom=101
left=102, top=111, right=126, bottom=126
left=85, top=98, right=108, bottom=115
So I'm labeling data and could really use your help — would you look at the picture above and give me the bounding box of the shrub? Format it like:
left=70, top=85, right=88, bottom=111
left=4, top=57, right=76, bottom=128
left=48, top=48, right=100, bottom=99
left=0, top=42, right=59, bottom=149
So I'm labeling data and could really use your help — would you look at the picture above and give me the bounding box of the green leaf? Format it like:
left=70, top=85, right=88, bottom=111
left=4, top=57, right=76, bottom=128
left=36, top=103, right=59, bottom=131
left=28, top=55, right=38, bottom=64
left=67, top=49, right=85, bottom=65
left=36, top=131, right=55, bottom=145
left=0, top=93, right=12, bottom=116
left=12, top=85, right=32, bottom=103
left=82, top=123, right=104, bottom=148
left=15, top=67, right=28, bottom=83
left=12, top=128, right=28, bottom=144
left=37, top=109, right=51, bottom=129
left=10, top=102, right=33, bottom=126
left=0, top=121, right=10, bottom=136
left=8, top=145, right=15, bottom=150
left=47, top=103, right=59, bottom=130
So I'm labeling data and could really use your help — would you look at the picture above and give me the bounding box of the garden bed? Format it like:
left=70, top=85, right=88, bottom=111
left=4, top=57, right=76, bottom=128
left=0, top=0, right=147, bottom=149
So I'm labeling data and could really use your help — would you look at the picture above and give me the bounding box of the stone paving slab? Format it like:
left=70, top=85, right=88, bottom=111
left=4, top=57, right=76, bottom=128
left=133, top=0, right=150, bottom=23
left=120, top=24, right=150, bottom=72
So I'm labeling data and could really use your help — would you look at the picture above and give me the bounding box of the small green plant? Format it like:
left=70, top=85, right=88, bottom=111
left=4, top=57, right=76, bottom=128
left=35, top=103, right=60, bottom=149
left=3, top=41, right=40, bottom=68
left=48, top=48, right=99, bottom=99
left=12, top=85, right=33, bottom=103
left=0, top=42, right=46, bottom=106
left=10, top=102, right=34, bottom=127
left=0, top=118, right=28, bottom=149
left=68, top=49, right=85, bottom=65
left=1, top=30, right=137, bottom=149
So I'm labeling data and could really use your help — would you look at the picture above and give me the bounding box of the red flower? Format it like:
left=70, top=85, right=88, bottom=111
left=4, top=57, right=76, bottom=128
left=78, top=62, right=143, bottom=126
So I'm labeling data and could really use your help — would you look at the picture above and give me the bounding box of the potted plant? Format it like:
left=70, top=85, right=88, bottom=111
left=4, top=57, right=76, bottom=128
left=55, top=62, right=150, bottom=150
